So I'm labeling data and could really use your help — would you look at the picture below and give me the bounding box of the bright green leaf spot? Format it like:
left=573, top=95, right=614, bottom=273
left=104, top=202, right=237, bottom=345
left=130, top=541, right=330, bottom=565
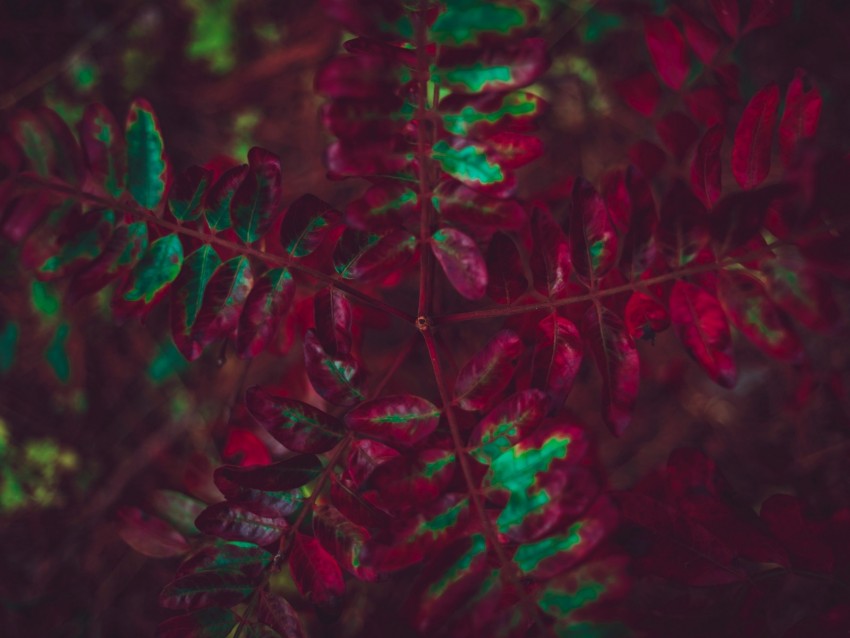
left=432, top=139, right=504, bottom=187
left=514, top=521, right=583, bottom=574
left=438, top=63, right=513, bottom=93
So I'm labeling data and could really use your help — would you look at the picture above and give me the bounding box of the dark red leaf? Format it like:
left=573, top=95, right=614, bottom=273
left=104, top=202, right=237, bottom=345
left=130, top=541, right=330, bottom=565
left=656, top=111, right=699, bottom=162
left=236, top=267, right=295, bottom=359
left=433, top=180, right=526, bottom=231
left=709, top=0, right=741, bottom=39
left=614, top=71, right=660, bottom=116
left=431, top=227, right=487, bottom=300
left=78, top=103, right=125, bottom=197
left=156, top=607, right=237, bottom=638
left=571, top=177, right=618, bottom=286
left=657, top=179, right=709, bottom=268
left=303, top=329, right=365, bottom=406
left=744, top=0, right=792, bottom=34
left=732, top=83, right=780, bottom=189
left=160, top=571, right=254, bottom=610
left=529, top=206, right=571, bottom=298
left=315, top=54, right=402, bottom=99
left=344, top=395, right=441, bottom=447
left=214, top=455, right=322, bottom=493
left=370, top=449, right=456, bottom=509
left=222, top=428, right=271, bottom=467
left=313, top=502, right=377, bottom=581
left=486, top=231, right=527, bottom=304
left=345, top=182, right=415, bottom=231
left=333, top=227, right=417, bottom=281
left=230, top=147, right=282, bottom=244
left=117, top=507, right=189, bottom=558
left=618, top=166, right=658, bottom=276
left=194, top=502, right=287, bottom=545
left=280, top=194, right=340, bottom=258
left=289, top=532, right=345, bottom=617
left=203, top=164, right=248, bottom=232
left=675, top=7, right=722, bottom=64
left=625, top=291, right=670, bottom=341
left=192, top=256, right=254, bottom=348
left=690, top=125, right=724, bottom=208
left=779, top=69, right=822, bottom=167
left=628, top=139, right=667, bottom=179
left=530, top=315, right=583, bottom=406
left=644, top=16, right=690, bottom=91
left=684, top=86, right=729, bottom=127
left=453, top=329, right=523, bottom=411
left=313, top=287, right=353, bottom=357
left=258, top=592, right=306, bottom=638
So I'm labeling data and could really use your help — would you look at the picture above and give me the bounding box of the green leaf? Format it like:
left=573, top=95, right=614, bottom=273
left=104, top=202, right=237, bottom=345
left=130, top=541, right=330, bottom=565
left=432, top=139, right=505, bottom=190
left=205, top=164, right=248, bottom=232
left=230, top=147, right=282, bottom=244
left=122, top=234, right=183, bottom=304
left=171, top=245, right=222, bottom=360
left=126, top=98, right=169, bottom=210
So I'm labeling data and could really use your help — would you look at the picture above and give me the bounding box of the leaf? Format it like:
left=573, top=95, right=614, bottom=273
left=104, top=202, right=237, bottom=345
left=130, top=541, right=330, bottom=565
left=333, top=228, right=417, bottom=281
left=614, top=71, right=660, bottom=117
left=345, top=183, right=415, bottom=231
left=230, top=147, right=282, bottom=244
left=657, top=179, right=709, bottom=268
left=213, top=479, right=302, bottom=519
left=669, top=280, right=737, bottom=388
left=644, top=16, right=689, bottom=91
left=763, top=250, right=840, bottom=332
left=67, top=221, right=148, bottom=302
left=176, top=542, right=271, bottom=581
left=656, top=111, right=699, bottom=162
left=159, top=571, right=254, bottom=610
left=468, top=389, right=548, bottom=464
left=453, top=329, right=523, bottom=411
left=14, top=107, right=82, bottom=184
left=117, top=507, right=189, bottom=558
left=150, top=490, right=205, bottom=537
left=709, top=0, right=740, bottom=39
left=571, top=177, right=618, bottom=286
left=120, top=233, right=183, bottom=306
left=170, top=166, right=212, bottom=222
left=245, top=386, right=344, bottom=454
left=582, top=307, right=640, bottom=436
left=433, top=180, right=526, bottom=230
left=223, top=428, right=271, bottom=467
left=537, top=557, right=631, bottom=627
left=204, top=164, right=248, bottom=232
left=434, top=37, right=549, bottom=94
left=431, top=227, right=487, bottom=300
left=126, top=98, right=169, bottom=210
left=431, top=139, right=512, bottom=194
left=78, top=103, right=125, bottom=197
left=171, top=245, right=222, bottom=361
left=289, top=532, right=345, bottom=617
left=430, top=0, right=536, bottom=46
left=675, top=7, right=722, bottom=65
left=779, top=69, right=822, bottom=167
left=236, top=267, right=295, bottom=359
left=370, top=449, right=456, bottom=508
left=192, top=256, right=254, bottom=348
left=744, top=0, right=792, bottom=34
left=281, top=194, right=341, bottom=257
left=313, top=502, right=377, bottom=581
left=314, top=287, right=352, bottom=357
left=530, top=206, right=572, bottom=298
left=194, top=502, right=287, bottom=545
left=483, top=421, right=595, bottom=541
left=624, top=291, right=670, bottom=341
left=439, top=90, right=546, bottom=138
left=485, top=231, right=527, bottom=304
left=732, top=83, right=780, bottom=189
left=718, top=270, right=803, bottom=361
left=344, top=395, right=441, bottom=447
left=690, top=125, right=723, bottom=208
left=156, top=607, right=238, bottom=638
left=303, top=329, right=365, bottom=406
left=530, top=315, right=583, bottom=405
left=258, top=592, right=306, bottom=638
left=214, top=455, right=322, bottom=493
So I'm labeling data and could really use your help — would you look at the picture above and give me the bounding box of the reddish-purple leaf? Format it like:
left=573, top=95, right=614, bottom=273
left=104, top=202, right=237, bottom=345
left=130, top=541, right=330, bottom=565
left=257, top=592, right=305, bottom=638
left=313, top=502, right=377, bottom=581
left=618, top=166, right=658, bottom=276
left=156, top=607, right=237, bottom=638
left=453, top=329, right=523, bottom=411
left=214, top=455, right=322, bottom=493
left=169, top=166, right=211, bottom=222
left=280, top=194, right=340, bottom=258
left=644, top=16, right=690, bottom=91
left=709, top=0, right=741, bottom=39
left=159, top=571, right=254, bottom=610
left=303, top=329, right=365, bottom=406
left=315, top=54, right=402, bottom=99
left=194, top=502, right=287, bottom=545
left=486, top=232, right=527, bottom=304
left=709, top=184, right=788, bottom=255
left=78, top=103, right=125, bottom=198
left=675, top=7, right=722, bottom=64
left=434, top=38, right=549, bottom=94
left=230, top=147, right=282, bottom=244
left=433, top=180, right=526, bottom=231
left=345, top=182, right=415, bottom=231
left=582, top=307, right=640, bottom=436
left=614, top=71, right=660, bottom=116
left=530, top=206, right=571, bottom=298
left=289, top=532, right=345, bottom=617
left=213, top=480, right=302, bottom=520
left=670, top=280, right=737, bottom=388
left=117, top=507, right=189, bottom=558
left=656, top=111, right=699, bottom=162
left=370, top=449, right=456, bottom=509
left=625, top=291, right=670, bottom=341
left=203, top=164, right=248, bottom=232
left=530, top=315, right=583, bottom=406
left=571, top=177, right=618, bottom=286
left=330, top=480, right=392, bottom=529
left=468, top=389, right=548, bottom=464
left=657, top=179, right=709, bottom=268
left=236, top=267, right=295, bottom=359
left=779, top=69, right=822, bottom=167
left=192, top=256, right=254, bottom=348
left=718, top=270, right=803, bottom=361
left=321, top=95, right=406, bottom=142
left=246, top=386, right=344, bottom=454
left=690, top=125, right=724, bottom=208
left=333, top=227, right=417, bottom=281
left=150, top=490, right=205, bottom=537
left=732, top=83, right=780, bottom=189
left=431, top=227, right=487, bottom=300
left=744, top=0, right=792, bottom=34
left=685, top=86, right=729, bottom=127
left=314, top=287, right=352, bottom=357
left=344, top=395, right=441, bottom=447
left=628, top=139, right=667, bottom=179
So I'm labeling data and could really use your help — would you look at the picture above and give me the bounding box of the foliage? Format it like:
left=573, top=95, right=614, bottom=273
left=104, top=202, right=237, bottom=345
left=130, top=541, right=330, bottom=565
left=1, top=0, right=849, bottom=637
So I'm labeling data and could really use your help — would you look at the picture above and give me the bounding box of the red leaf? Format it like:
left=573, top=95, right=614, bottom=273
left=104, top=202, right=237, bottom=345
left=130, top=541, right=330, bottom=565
left=530, top=315, right=583, bottom=406
left=732, top=83, right=780, bottom=189
left=779, top=69, right=822, bottom=167
left=644, top=16, right=690, bottom=91
left=258, top=592, right=306, bottom=638
left=582, top=307, right=640, bottom=436
left=625, top=291, right=670, bottom=341
left=344, top=394, right=441, bottom=447
left=684, top=86, right=729, bottom=127
left=303, top=329, right=365, bottom=406
left=222, top=428, right=271, bottom=467
left=571, top=177, right=618, bottom=286
left=709, top=0, right=741, bottom=39
left=618, top=166, right=658, bottom=276
left=236, top=267, right=295, bottom=359
left=345, top=182, right=415, bottom=231
left=245, top=386, right=344, bottom=454
left=194, top=502, right=287, bottom=545
left=656, top=111, right=699, bottom=162
left=434, top=180, right=526, bottom=231
left=313, top=502, right=377, bottom=581
left=690, top=125, right=724, bottom=208
left=117, top=507, right=189, bottom=558
left=191, top=256, right=254, bottom=348
left=628, top=139, right=667, bottom=179
left=160, top=571, right=254, bottom=610
left=289, top=533, right=345, bottom=617
left=280, top=194, right=340, bottom=258
left=529, top=206, right=571, bottom=299
left=614, top=71, right=660, bottom=116
left=333, top=227, right=417, bottom=281
left=78, top=103, right=125, bottom=197
left=453, top=329, right=523, bottom=411
left=214, top=455, right=322, bottom=492
left=468, top=389, right=549, bottom=464
left=313, top=286, right=353, bottom=357
left=315, top=54, right=402, bottom=99
left=486, top=232, right=527, bottom=304
left=657, top=179, right=709, bottom=268
left=675, top=7, right=722, bottom=64
left=169, top=166, right=211, bottom=222
left=370, top=448, right=456, bottom=508
left=670, top=280, right=737, bottom=388
left=431, top=227, right=487, bottom=300
left=744, top=0, right=792, bottom=34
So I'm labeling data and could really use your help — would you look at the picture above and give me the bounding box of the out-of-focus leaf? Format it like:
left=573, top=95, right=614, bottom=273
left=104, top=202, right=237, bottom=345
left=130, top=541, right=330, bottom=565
left=117, top=507, right=189, bottom=558
left=531, top=315, right=583, bottom=406
left=345, top=395, right=441, bottom=447
left=315, top=54, right=403, bottom=99
left=78, top=103, right=125, bottom=197
left=192, top=256, right=254, bottom=348
left=656, top=111, right=699, bottom=162
left=669, top=280, right=736, bottom=388
left=156, top=607, right=237, bottom=638
left=236, top=267, right=295, bottom=358
left=644, top=16, right=689, bottom=91
left=433, top=180, right=526, bottom=230
left=763, top=250, right=840, bottom=332
left=321, top=96, right=407, bottom=142
left=222, top=428, right=271, bottom=467
left=732, top=83, right=779, bottom=189
left=313, top=502, right=377, bottom=581
left=431, top=227, right=487, bottom=300
left=433, top=38, right=548, bottom=94
left=614, top=71, right=660, bottom=117
left=66, top=221, right=148, bottom=302
left=176, top=542, right=271, bottom=580
left=246, top=386, right=344, bottom=454
left=675, top=7, right=722, bottom=64
left=195, top=502, right=287, bottom=545
left=204, top=164, right=248, bottom=232
left=744, top=0, right=792, bottom=34
left=718, top=270, right=803, bottom=361
left=571, top=177, right=617, bottom=286
left=13, top=107, right=82, bottom=185
left=230, top=147, right=282, bottom=244
left=330, top=480, right=392, bottom=529
left=483, top=421, right=595, bottom=541
left=126, top=98, right=169, bottom=210
left=709, top=185, right=787, bottom=256
left=303, top=329, right=365, bottom=406
left=119, top=233, right=183, bottom=307
left=430, top=0, right=536, bottom=46
left=159, top=571, right=254, bottom=610
left=151, top=490, right=205, bottom=537
left=468, top=389, right=548, bottom=464
left=453, top=329, right=523, bottom=411
left=370, top=449, right=456, bottom=508
left=485, top=231, right=527, bottom=304
left=530, top=206, right=571, bottom=298
left=582, top=307, right=639, bottom=436
left=779, top=69, right=822, bottom=167
left=314, top=287, right=352, bottom=357
left=171, top=245, right=221, bottom=361
left=709, top=0, right=740, bottom=38
left=690, top=125, right=723, bottom=208
left=258, top=592, right=305, bottom=638
left=170, top=166, right=211, bottom=222
left=281, top=194, right=340, bottom=257
left=214, top=455, right=321, bottom=493
left=289, top=532, right=345, bottom=617
left=23, top=206, right=111, bottom=280
left=333, top=228, right=416, bottom=281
